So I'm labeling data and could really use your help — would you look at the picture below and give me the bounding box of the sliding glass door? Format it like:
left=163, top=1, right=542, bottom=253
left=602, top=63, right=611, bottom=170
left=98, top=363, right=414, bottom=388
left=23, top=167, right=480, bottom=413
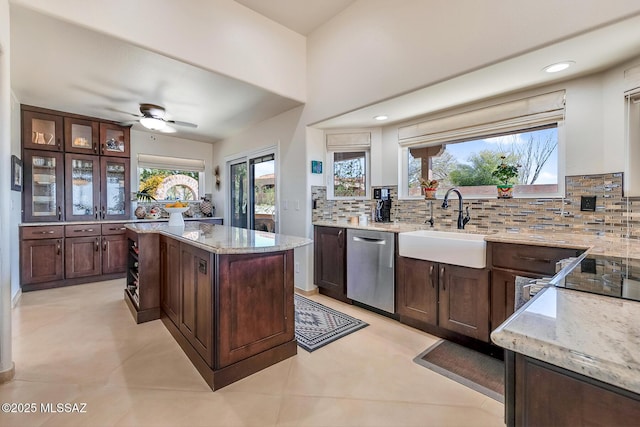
left=228, top=150, right=277, bottom=232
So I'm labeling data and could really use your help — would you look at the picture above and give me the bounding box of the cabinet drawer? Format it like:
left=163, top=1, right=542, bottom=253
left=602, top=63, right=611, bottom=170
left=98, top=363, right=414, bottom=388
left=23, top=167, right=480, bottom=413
left=101, top=223, right=128, bottom=235
left=491, top=243, right=581, bottom=275
left=65, top=224, right=101, bottom=237
left=21, top=225, right=64, bottom=240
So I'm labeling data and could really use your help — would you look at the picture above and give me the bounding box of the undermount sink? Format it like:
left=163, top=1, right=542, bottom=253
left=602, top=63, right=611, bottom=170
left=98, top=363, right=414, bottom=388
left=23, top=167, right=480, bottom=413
left=398, top=230, right=487, bottom=268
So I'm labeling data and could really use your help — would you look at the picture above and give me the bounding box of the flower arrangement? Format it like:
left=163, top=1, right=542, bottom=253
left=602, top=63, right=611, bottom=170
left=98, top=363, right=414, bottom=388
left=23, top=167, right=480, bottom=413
left=492, top=156, right=520, bottom=186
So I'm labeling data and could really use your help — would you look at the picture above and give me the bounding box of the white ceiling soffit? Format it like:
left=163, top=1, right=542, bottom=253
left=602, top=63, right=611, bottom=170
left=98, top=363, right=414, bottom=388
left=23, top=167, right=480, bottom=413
left=10, top=5, right=302, bottom=143
left=234, top=0, right=356, bottom=35
left=314, top=13, right=640, bottom=130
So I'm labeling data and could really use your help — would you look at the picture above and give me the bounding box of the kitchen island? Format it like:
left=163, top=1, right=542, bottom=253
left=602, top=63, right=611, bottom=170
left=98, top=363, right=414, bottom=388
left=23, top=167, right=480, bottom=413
left=124, top=221, right=311, bottom=390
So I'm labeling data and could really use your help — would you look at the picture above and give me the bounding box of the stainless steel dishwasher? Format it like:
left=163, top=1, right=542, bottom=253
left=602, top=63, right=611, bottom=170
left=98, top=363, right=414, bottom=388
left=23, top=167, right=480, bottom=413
left=346, top=228, right=395, bottom=314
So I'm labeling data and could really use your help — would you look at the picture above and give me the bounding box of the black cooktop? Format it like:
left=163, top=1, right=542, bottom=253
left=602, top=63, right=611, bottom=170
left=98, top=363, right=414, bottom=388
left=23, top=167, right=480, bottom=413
left=551, top=252, right=640, bottom=303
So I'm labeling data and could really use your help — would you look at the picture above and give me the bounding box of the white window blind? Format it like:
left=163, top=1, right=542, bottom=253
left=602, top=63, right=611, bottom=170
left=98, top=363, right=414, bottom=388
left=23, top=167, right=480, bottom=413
left=137, top=154, right=205, bottom=172
left=326, top=132, right=371, bottom=151
left=398, top=90, right=566, bottom=147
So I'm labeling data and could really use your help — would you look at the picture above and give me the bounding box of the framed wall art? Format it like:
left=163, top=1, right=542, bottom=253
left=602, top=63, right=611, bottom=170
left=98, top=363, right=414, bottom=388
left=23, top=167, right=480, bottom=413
left=11, top=155, right=22, bottom=192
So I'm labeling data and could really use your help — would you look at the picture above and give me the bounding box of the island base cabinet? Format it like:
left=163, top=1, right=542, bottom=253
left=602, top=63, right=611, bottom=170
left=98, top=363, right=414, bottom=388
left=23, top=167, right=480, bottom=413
left=217, top=251, right=295, bottom=368
left=160, top=236, right=181, bottom=326
left=179, top=244, right=213, bottom=367
left=508, top=352, right=640, bottom=427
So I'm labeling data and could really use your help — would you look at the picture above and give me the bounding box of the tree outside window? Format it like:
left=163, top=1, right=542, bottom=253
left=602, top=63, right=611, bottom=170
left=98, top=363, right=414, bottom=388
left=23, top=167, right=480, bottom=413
left=333, top=151, right=366, bottom=197
left=138, top=168, right=200, bottom=201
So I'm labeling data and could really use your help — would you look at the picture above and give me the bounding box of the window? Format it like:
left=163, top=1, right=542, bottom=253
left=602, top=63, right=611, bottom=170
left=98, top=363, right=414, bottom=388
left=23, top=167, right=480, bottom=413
left=137, top=154, right=205, bottom=201
left=399, top=91, right=565, bottom=198
left=326, top=132, right=371, bottom=199
left=406, top=126, right=559, bottom=197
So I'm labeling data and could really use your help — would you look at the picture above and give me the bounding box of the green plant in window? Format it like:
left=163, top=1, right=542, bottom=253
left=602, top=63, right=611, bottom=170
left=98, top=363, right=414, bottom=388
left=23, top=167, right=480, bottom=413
left=492, top=155, right=521, bottom=186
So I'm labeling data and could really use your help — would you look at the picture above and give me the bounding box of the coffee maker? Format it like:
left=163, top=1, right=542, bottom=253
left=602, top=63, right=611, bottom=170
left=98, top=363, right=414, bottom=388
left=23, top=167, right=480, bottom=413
left=373, top=188, right=392, bottom=222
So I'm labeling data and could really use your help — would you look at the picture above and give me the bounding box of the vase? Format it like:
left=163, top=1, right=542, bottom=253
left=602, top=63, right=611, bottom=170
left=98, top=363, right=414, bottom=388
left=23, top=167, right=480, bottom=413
left=134, top=205, right=146, bottom=219
left=200, top=199, right=213, bottom=217
left=424, top=189, right=437, bottom=199
left=497, top=185, right=513, bottom=199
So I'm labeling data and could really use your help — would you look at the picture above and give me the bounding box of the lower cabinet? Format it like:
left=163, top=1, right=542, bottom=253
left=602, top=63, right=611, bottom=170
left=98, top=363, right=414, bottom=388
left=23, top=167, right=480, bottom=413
left=179, top=243, right=214, bottom=367
left=20, top=223, right=128, bottom=291
left=396, top=255, right=490, bottom=342
left=20, top=226, right=64, bottom=285
left=313, top=226, right=348, bottom=302
left=507, top=351, right=640, bottom=426
left=160, top=235, right=181, bottom=326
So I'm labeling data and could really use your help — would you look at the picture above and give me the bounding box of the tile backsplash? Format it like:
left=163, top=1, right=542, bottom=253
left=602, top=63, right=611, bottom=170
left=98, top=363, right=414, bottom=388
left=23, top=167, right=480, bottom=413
left=312, top=172, right=640, bottom=239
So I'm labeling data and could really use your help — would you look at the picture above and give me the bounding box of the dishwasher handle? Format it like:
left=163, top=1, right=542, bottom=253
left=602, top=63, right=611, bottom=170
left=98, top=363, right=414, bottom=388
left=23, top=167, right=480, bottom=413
left=352, top=236, right=386, bottom=245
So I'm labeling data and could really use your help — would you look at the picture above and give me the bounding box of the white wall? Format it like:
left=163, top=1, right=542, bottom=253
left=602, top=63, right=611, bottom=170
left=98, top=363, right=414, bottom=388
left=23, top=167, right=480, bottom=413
left=130, top=129, right=214, bottom=196
left=11, top=0, right=306, bottom=102
left=306, top=0, right=640, bottom=122
left=9, top=93, right=20, bottom=301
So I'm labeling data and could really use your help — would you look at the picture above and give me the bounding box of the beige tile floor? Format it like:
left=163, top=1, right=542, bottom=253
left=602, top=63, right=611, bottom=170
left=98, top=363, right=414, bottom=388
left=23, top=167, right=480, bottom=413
left=1, top=279, right=505, bottom=427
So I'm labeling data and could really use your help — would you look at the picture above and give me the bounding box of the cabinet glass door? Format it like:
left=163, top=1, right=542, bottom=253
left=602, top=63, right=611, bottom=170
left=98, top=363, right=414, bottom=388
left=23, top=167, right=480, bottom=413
left=22, top=111, right=63, bottom=151
left=64, top=117, right=98, bottom=154
left=101, top=157, right=130, bottom=220
left=24, top=150, right=64, bottom=222
left=65, top=154, right=100, bottom=221
left=100, top=123, right=130, bottom=157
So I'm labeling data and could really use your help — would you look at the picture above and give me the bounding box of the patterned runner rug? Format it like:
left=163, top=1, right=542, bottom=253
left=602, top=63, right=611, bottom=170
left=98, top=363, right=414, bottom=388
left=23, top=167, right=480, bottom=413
left=294, top=294, right=368, bottom=352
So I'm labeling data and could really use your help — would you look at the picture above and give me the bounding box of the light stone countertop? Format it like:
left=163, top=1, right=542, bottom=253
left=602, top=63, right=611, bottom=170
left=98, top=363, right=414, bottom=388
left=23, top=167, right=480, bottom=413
left=126, top=221, right=312, bottom=255
left=491, top=286, right=640, bottom=394
left=20, top=217, right=224, bottom=227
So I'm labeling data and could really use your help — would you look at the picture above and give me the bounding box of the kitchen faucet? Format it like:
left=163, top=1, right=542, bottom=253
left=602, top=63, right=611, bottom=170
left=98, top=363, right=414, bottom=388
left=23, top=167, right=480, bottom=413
left=442, top=188, right=470, bottom=229
left=426, top=200, right=434, bottom=227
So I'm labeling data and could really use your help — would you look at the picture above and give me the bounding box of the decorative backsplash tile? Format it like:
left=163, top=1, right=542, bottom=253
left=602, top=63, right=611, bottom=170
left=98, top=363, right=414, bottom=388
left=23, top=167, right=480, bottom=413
left=312, top=172, right=640, bottom=239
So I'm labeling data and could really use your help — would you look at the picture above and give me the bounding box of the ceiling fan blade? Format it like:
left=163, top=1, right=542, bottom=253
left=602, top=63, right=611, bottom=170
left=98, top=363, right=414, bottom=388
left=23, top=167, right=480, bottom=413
left=166, top=119, right=198, bottom=128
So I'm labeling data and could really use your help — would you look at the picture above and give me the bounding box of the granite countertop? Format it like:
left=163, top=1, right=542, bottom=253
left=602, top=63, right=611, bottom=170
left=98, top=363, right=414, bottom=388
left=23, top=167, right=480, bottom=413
left=491, top=286, right=640, bottom=394
left=20, top=217, right=224, bottom=227
left=126, top=221, right=312, bottom=255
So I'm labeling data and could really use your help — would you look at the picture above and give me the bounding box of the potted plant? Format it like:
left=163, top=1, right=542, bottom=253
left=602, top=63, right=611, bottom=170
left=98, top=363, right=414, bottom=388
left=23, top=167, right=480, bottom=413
left=492, top=155, right=520, bottom=198
left=419, top=178, right=439, bottom=199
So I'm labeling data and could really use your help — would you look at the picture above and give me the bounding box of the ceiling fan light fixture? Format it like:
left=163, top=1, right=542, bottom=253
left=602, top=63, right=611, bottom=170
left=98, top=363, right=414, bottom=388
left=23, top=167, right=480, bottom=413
left=543, top=61, right=575, bottom=73
left=140, top=116, right=166, bottom=130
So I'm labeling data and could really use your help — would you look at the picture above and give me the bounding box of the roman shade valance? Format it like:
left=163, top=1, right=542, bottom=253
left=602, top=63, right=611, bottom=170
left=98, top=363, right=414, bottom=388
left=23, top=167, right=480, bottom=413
left=326, top=132, right=371, bottom=151
left=398, top=90, right=566, bottom=147
left=137, top=154, right=205, bottom=172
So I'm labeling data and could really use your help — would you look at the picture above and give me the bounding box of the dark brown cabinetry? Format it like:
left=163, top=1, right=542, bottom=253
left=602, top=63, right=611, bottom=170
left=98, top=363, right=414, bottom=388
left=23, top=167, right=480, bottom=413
left=125, top=230, right=160, bottom=323
left=506, top=351, right=640, bottom=427
left=64, top=225, right=101, bottom=279
left=19, top=226, right=64, bottom=285
left=22, top=110, right=63, bottom=152
left=64, top=117, right=99, bottom=154
left=179, top=243, right=214, bottom=366
left=396, top=255, right=490, bottom=342
left=64, top=153, right=101, bottom=221
left=160, top=236, right=181, bottom=325
left=489, top=242, right=582, bottom=331
left=101, top=224, right=128, bottom=274
left=313, top=226, right=348, bottom=302
left=23, top=149, right=65, bottom=222
left=99, top=122, right=130, bottom=157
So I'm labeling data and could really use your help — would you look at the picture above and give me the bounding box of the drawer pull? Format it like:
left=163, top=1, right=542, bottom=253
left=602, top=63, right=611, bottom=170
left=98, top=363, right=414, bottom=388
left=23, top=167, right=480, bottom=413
left=516, top=255, right=551, bottom=263
left=35, top=230, right=55, bottom=234
left=109, top=227, right=126, bottom=231
left=74, top=228, right=95, bottom=233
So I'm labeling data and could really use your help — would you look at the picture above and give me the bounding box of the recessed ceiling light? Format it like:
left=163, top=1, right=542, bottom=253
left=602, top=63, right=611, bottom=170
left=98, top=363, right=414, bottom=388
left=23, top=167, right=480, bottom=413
left=543, top=61, right=575, bottom=73
left=374, top=115, right=388, bottom=121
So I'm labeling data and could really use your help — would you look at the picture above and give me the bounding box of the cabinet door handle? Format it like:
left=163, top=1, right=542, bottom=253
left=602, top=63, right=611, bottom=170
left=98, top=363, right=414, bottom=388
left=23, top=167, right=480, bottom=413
left=101, top=206, right=106, bottom=219
left=440, top=266, right=445, bottom=290
left=95, top=238, right=100, bottom=252
left=57, top=240, right=61, bottom=255
left=515, top=255, right=551, bottom=263
left=93, top=142, right=98, bottom=153
left=429, top=264, right=435, bottom=288
left=103, top=240, right=107, bottom=251
left=337, top=229, right=344, bottom=248
left=94, top=206, right=98, bottom=220
left=57, top=138, right=61, bottom=150
left=57, top=206, right=62, bottom=221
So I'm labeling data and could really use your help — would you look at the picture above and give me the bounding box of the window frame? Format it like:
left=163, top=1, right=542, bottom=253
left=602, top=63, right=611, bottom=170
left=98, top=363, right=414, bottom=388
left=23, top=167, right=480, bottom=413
left=398, top=121, right=566, bottom=200
left=327, top=149, right=371, bottom=200
left=136, top=168, right=205, bottom=203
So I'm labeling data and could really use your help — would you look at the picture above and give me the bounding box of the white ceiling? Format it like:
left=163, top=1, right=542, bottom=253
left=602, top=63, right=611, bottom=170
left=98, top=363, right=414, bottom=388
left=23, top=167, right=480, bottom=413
left=10, top=3, right=640, bottom=144
left=234, top=0, right=356, bottom=35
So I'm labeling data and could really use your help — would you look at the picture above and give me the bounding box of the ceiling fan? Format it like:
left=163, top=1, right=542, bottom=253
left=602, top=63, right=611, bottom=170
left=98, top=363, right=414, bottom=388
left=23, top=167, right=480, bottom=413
left=124, top=103, right=198, bottom=132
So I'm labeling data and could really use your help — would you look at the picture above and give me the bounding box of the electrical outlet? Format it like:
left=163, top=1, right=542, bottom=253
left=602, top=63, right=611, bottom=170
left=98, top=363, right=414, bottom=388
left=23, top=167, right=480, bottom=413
left=295, top=262, right=300, bottom=273
left=580, top=196, right=596, bottom=212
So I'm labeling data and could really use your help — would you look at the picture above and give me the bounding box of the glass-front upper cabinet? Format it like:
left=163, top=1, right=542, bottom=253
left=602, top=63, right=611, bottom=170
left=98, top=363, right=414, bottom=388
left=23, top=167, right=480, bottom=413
left=100, top=157, right=130, bottom=220
left=99, top=123, right=130, bottom=158
left=64, top=117, right=99, bottom=154
left=23, top=149, right=65, bottom=222
left=22, top=110, right=63, bottom=152
left=65, top=153, right=100, bottom=221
